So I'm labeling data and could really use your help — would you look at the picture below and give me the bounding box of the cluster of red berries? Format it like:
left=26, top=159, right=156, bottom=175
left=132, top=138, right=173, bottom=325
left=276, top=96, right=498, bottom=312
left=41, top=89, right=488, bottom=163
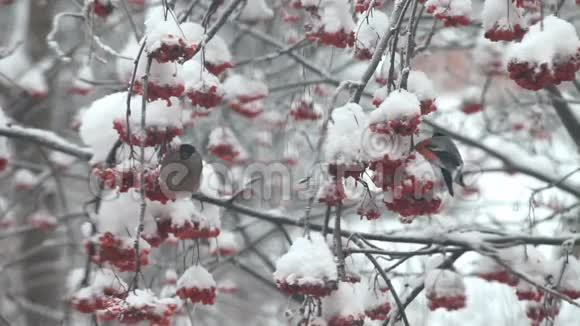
left=369, top=115, right=421, bottom=136
left=91, top=0, right=114, bottom=18
left=461, top=101, right=482, bottom=114
left=97, top=297, right=178, bottom=325
left=113, top=120, right=182, bottom=147
left=205, top=62, right=234, bottom=76
left=132, top=80, right=184, bottom=106
left=0, top=157, right=7, bottom=172
left=327, top=314, right=365, bottom=326
left=365, top=302, right=391, bottom=321
left=426, top=292, right=466, bottom=311
left=354, top=0, right=384, bottom=13
left=176, top=286, right=216, bottom=305
left=485, top=24, right=527, bottom=41
left=186, top=85, right=223, bottom=109
left=229, top=100, right=264, bottom=118
left=317, top=180, right=347, bottom=206
left=290, top=99, right=322, bottom=121
left=426, top=5, right=470, bottom=27
left=508, top=53, right=580, bottom=90
left=86, top=233, right=150, bottom=272
left=71, top=287, right=126, bottom=314
left=277, top=280, right=338, bottom=298
left=208, top=143, right=240, bottom=162
left=306, top=29, right=356, bottom=48
left=526, top=301, right=560, bottom=326
left=150, top=40, right=197, bottom=64
left=420, top=99, right=437, bottom=115
left=93, top=166, right=136, bottom=192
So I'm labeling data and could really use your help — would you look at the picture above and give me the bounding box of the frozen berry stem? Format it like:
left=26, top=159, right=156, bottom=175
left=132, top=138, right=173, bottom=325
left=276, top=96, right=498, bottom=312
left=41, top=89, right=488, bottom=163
left=333, top=201, right=345, bottom=280
left=133, top=56, right=153, bottom=290
left=125, top=39, right=147, bottom=156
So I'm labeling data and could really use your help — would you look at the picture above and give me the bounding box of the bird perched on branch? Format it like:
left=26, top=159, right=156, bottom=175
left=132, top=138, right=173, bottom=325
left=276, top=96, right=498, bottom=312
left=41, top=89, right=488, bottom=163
left=415, top=131, right=465, bottom=196
left=159, top=144, right=203, bottom=196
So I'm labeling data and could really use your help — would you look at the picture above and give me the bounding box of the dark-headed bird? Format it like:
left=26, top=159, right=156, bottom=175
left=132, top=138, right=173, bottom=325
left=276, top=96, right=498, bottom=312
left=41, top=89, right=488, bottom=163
left=159, top=144, right=203, bottom=195
left=415, top=132, right=465, bottom=196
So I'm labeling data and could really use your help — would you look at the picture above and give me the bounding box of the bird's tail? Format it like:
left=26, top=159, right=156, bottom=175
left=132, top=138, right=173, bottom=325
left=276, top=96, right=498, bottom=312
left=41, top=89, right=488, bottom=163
left=455, top=172, right=466, bottom=187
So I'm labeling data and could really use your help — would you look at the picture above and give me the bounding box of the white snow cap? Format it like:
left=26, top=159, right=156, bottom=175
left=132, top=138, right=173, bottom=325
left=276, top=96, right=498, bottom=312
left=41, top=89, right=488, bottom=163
left=92, top=268, right=128, bottom=293
left=79, top=92, right=180, bottom=163
left=18, top=66, right=48, bottom=97
left=404, top=154, right=441, bottom=184
left=149, top=197, right=221, bottom=231
left=182, top=60, right=224, bottom=95
left=424, top=269, right=465, bottom=298
left=512, top=246, right=546, bottom=278
left=202, top=34, right=232, bottom=67
left=369, top=89, right=421, bottom=123
left=324, top=103, right=369, bottom=163
left=210, top=230, right=239, bottom=254
left=144, top=9, right=203, bottom=54
left=407, top=70, right=436, bottom=101
left=274, top=233, right=338, bottom=285
left=223, top=74, right=268, bottom=101
left=79, top=92, right=125, bottom=164
left=208, top=127, right=245, bottom=157
left=125, top=288, right=176, bottom=309
left=49, top=151, right=76, bottom=168
left=239, top=0, right=274, bottom=22
left=552, top=256, right=580, bottom=295
left=165, top=269, right=178, bottom=283
left=189, top=199, right=222, bottom=231
left=508, top=15, right=580, bottom=64
left=318, top=0, right=356, bottom=34
left=355, top=10, right=389, bottom=53
left=425, top=254, right=446, bottom=271
left=177, top=265, right=217, bottom=289
left=13, top=169, right=38, bottom=187
left=140, top=59, right=184, bottom=88
left=375, top=52, right=402, bottom=84
left=124, top=96, right=182, bottom=132
left=95, top=191, right=157, bottom=236
left=125, top=289, right=157, bottom=308
left=425, top=0, right=472, bottom=17
left=481, top=0, right=525, bottom=30
left=321, top=282, right=365, bottom=320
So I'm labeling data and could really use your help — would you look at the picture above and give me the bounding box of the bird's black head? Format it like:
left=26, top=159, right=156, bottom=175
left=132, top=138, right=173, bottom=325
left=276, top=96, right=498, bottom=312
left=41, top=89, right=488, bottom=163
left=179, top=144, right=196, bottom=160
left=433, top=131, right=446, bottom=137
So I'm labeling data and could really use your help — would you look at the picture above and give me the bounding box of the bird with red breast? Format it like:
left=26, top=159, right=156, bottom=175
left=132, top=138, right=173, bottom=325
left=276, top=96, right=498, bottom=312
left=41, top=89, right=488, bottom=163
left=415, top=131, right=466, bottom=196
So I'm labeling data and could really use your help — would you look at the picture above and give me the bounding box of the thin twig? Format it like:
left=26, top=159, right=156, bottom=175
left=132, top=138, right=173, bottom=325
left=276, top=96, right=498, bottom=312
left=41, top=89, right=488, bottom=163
left=352, top=0, right=412, bottom=103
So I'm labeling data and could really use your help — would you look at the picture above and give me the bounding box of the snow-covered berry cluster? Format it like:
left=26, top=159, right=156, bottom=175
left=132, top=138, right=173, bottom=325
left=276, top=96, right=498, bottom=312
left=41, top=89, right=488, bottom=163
left=425, top=0, right=472, bottom=27
left=507, top=16, right=580, bottom=90
left=482, top=0, right=527, bottom=42
left=176, top=265, right=217, bottom=305
left=354, top=11, right=389, bottom=60
left=274, top=233, right=339, bottom=298
left=300, top=0, right=356, bottom=48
